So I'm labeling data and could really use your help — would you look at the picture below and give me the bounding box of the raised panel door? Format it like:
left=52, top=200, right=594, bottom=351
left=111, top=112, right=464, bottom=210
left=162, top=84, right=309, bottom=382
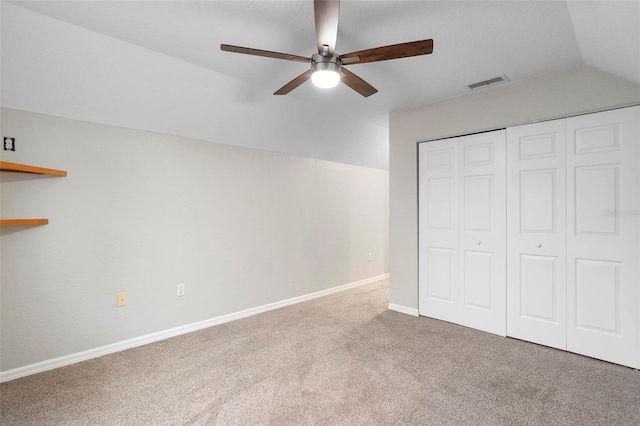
left=566, top=106, right=639, bottom=368
left=506, top=120, right=567, bottom=349
left=458, top=131, right=507, bottom=336
left=419, top=140, right=459, bottom=323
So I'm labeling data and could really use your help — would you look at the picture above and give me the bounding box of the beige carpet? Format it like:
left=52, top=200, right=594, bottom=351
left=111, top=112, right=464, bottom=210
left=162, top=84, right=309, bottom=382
left=2, top=279, right=640, bottom=425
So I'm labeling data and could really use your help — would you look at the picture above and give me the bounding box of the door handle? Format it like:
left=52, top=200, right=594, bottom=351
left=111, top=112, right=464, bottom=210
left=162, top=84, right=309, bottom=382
left=536, top=243, right=542, bottom=248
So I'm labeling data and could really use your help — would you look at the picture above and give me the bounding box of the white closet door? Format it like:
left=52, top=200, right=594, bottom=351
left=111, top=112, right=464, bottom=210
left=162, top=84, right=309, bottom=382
left=566, top=106, right=639, bottom=368
left=506, top=120, right=567, bottom=349
left=458, top=131, right=507, bottom=336
left=419, top=139, right=459, bottom=323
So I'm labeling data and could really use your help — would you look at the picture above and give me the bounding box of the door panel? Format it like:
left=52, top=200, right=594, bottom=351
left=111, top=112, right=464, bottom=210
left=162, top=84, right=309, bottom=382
left=519, top=133, right=558, bottom=159
left=464, top=143, right=494, bottom=166
left=427, top=178, right=454, bottom=230
left=567, top=106, right=639, bottom=368
left=575, top=165, right=619, bottom=235
left=574, top=124, right=620, bottom=153
left=520, top=254, right=557, bottom=322
left=507, top=120, right=567, bottom=350
left=575, top=259, right=619, bottom=334
left=458, top=131, right=506, bottom=336
left=419, top=140, right=459, bottom=323
left=520, top=170, right=556, bottom=233
left=463, top=250, right=493, bottom=310
left=426, top=247, right=455, bottom=301
left=464, top=175, right=493, bottom=231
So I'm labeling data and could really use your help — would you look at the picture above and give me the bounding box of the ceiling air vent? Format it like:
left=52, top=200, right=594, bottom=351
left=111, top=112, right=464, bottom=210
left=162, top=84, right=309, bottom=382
left=467, top=74, right=510, bottom=90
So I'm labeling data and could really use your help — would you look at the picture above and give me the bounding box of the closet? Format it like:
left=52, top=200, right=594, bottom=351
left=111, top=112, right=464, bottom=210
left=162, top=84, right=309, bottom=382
left=418, top=105, right=640, bottom=368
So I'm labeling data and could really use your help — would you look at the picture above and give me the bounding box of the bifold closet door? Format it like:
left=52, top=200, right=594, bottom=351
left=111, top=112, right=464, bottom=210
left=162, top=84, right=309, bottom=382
left=419, top=139, right=459, bottom=324
left=457, top=132, right=507, bottom=336
left=566, top=106, right=639, bottom=368
left=506, top=120, right=567, bottom=350
left=419, top=131, right=506, bottom=336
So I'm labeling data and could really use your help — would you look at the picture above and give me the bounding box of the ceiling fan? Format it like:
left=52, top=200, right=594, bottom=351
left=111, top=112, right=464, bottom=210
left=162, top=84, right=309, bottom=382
left=221, top=0, right=434, bottom=97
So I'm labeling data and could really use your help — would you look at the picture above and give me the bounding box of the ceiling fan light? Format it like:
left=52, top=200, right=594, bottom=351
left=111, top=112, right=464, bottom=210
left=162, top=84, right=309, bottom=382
left=311, top=70, right=341, bottom=88
left=310, top=53, right=342, bottom=89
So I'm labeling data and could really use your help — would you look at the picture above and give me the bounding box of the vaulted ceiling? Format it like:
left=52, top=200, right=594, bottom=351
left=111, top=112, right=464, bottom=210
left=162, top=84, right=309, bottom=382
left=2, top=1, right=639, bottom=169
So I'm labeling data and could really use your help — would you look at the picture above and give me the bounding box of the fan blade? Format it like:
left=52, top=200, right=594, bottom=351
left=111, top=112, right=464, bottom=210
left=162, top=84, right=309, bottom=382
left=340, top=67, right=377, bottom=97
left=274, top=70, right=313, bottom=95
left=340, top=39, right=433, bottom=64
left=221, top=44, right=310, bottom=63
left=314, top=0, right=340, bottom=55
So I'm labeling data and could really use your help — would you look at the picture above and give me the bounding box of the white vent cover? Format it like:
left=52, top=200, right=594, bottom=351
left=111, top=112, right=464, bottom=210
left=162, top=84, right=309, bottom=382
left=468, top=75, right=510, bottom=90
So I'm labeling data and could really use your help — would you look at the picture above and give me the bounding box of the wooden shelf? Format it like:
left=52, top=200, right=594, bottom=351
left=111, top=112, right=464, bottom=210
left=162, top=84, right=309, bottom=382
left=1, top=161, right=66, bottom=226
left=0, top=161, right=67, bottom=177
left=0, top=219, right=49, bottom=227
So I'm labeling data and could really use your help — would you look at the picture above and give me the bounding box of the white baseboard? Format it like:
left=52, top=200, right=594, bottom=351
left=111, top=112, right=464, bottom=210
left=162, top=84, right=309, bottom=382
left=388, top=303, right=419, bottom=317
left=0, top=273, right=389, bottom=383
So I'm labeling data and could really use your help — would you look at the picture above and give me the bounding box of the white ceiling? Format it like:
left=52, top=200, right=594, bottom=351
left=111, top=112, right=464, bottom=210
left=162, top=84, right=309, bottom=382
left=2, top=1, right=639, bottom=169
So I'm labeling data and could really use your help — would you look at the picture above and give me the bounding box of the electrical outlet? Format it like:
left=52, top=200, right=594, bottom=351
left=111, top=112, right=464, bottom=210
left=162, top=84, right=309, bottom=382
left=4, top=137, right=15, bottom=151
left=117, top=292, right=127, bottom=307
left=177, top=283, right=185, bottom=297
left=368, top=253, right=372, bottom=261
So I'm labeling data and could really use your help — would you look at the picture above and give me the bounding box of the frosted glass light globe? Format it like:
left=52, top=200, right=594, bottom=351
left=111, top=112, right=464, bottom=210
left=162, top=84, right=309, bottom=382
left=311, top=70, right=340, bottom=88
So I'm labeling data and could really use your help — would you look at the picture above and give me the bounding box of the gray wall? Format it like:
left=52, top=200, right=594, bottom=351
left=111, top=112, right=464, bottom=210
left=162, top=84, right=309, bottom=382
left=0, top=108, right=389, bottom=371
left=389, top=65, right=640, bottom=310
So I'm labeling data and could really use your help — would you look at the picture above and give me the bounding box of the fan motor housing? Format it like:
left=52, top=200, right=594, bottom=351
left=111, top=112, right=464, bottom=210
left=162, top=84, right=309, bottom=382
left=311, top=53, right=342, bottom=74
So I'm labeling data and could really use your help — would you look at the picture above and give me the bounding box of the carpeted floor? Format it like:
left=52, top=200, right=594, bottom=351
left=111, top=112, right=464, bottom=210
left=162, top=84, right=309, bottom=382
left=1, top=279, right=639, bottom=425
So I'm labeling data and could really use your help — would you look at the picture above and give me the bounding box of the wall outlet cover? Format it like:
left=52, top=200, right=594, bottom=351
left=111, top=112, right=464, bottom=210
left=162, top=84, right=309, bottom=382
left=4, top=137, right=16, bottom=151
left=117, top=292, right=127, bottom=307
